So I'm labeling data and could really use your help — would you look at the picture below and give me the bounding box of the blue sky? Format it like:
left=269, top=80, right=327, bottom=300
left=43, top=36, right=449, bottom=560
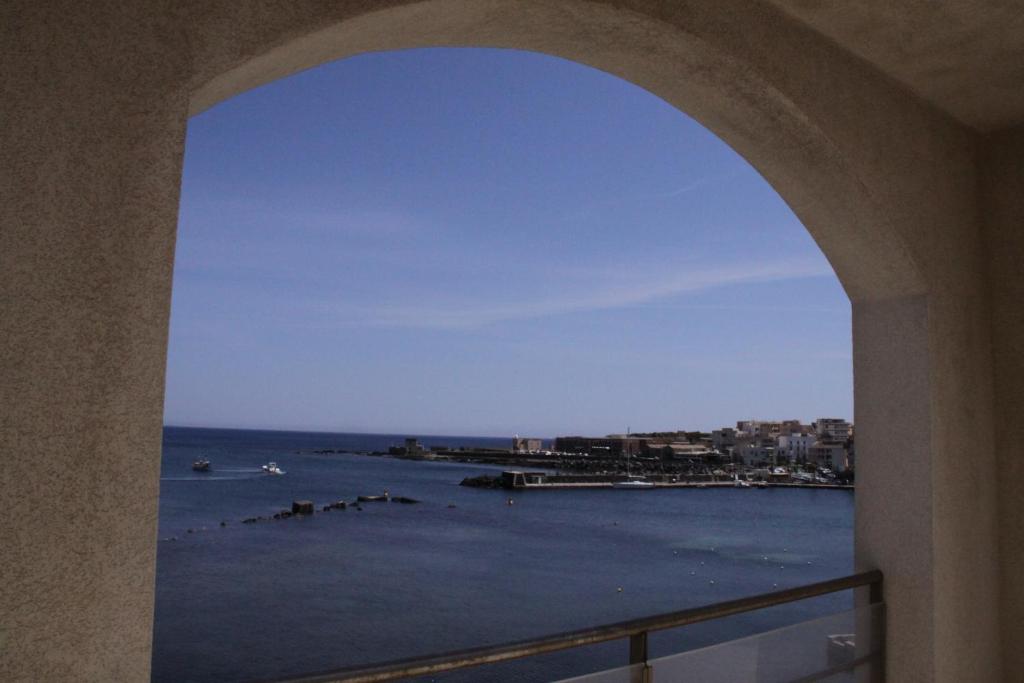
left=165, top=48, right=851, bottom=437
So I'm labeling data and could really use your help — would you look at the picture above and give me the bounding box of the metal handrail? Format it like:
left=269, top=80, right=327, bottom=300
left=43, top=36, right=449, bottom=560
left=264, top=569, right=882, bottom=683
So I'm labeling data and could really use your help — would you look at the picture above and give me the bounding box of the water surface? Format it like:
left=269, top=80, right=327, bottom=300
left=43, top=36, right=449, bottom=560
left=154, top=427, right=854, bottom=682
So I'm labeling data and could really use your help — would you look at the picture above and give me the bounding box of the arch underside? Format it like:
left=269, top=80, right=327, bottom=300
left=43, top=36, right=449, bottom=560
left=188, top=0, right=925, bottom=305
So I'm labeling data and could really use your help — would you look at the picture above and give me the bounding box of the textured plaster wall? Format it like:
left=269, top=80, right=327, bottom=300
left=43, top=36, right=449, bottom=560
left=0, top=2, right=189, bottom=681
left=982, top=124, right=1024, bottom=679
left=0, top=0, right=1009, bottom=681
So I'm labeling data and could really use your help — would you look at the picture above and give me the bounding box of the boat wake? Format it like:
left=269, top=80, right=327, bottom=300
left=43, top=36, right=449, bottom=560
left=160, top=474, right=262, bottom=481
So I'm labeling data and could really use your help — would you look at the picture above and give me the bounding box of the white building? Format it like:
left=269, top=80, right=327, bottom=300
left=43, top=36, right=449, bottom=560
left=737, top=442, right=775, bottom=466
left=777, top=433, right=816, bottom=463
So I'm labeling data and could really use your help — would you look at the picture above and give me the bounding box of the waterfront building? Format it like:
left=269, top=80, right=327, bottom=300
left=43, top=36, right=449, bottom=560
left=736, top=442, right=776, bottom=467
left=651, top=442, right=715, bottom=460
left=813, top=418, right=852, bottom=442
left=512, top=436, right=543, bottom=453
left=711, top=428, right=737, bottom=452
left=394, top=438, right=428, bottom=457
left=777, top=433, right=816, bottom=463
left=735, top=420, right=801, bottom=439
left=553, top=435, right=647, bottom=457
left=807, top=442, right=848, bottom=470
left=780, top=419, right=805, bottom=434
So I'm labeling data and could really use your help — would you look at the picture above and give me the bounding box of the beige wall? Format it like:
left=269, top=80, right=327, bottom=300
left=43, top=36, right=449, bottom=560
left=0, top=4, right=190, bottom=680
left=982, top=124, right=1024, bottom=678
left=0, top=0, right=1015, bottom=680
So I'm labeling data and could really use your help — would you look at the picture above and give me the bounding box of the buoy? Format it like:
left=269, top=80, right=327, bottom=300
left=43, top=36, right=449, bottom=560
left=617, top=587, right=623, bottom=592
left=507, top=498, right=514, bottom=506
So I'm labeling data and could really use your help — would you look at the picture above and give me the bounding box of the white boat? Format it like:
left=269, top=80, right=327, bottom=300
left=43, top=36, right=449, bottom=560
left=262, top=462, right=285, bottom=475
left=612, top=478, right=656, bottom=489
left=734, top=473, right=751, bottom=488
left=611, top=428, right=654, bottom=490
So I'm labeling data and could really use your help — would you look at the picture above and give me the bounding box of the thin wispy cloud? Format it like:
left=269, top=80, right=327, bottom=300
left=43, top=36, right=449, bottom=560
left=307, top=258, right=835, bottom=330
left=558, top=170, right=742, bottom=224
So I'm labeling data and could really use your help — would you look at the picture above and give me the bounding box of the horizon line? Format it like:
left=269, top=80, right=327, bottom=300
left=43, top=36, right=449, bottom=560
left=163, top=419, right=852, bottom=439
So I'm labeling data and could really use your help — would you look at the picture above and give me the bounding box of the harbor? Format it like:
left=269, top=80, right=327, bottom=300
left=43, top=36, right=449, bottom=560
left=461, top=470, right=854, bottom=491
left=303, top=419, right=858, bottom=492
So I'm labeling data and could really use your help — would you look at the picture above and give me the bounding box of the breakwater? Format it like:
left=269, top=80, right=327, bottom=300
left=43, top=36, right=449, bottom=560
left=160, top=490, right=420, bottom=541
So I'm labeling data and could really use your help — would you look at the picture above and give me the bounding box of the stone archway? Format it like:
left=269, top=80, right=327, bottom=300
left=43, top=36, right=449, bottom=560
left=2, top=1, right=1000, bottom=682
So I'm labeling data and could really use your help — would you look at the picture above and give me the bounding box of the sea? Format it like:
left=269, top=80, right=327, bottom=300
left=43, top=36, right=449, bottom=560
left=153, top=426, right=855, bottom=683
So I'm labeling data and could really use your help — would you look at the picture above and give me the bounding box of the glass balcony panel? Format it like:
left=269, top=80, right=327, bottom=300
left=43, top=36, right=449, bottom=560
left=553, top=662, right=644, bottom=683
left=647, top=602, right=884, bottom=683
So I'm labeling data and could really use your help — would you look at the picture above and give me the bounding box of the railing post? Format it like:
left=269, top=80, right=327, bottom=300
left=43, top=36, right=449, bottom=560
left=630, top=631, right=652, bottom=683
left=869, top=574, right=883, bottom=606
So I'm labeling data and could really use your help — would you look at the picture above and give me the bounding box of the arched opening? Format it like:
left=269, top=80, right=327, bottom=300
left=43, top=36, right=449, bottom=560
left=174, top=3, right=940, bottom=679
left=159, top=45, right=864, bottom=679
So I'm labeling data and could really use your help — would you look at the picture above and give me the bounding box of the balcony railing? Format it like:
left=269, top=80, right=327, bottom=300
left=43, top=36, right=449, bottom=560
left=267, top=570, right=883, bottom=683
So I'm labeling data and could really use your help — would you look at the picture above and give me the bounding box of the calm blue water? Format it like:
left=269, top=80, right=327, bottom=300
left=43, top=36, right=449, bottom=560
left=153, top=427, right=854, bottom=682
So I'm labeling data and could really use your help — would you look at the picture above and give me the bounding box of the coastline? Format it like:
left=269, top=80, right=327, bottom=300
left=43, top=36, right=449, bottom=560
left=299, top=447, right=854, bottom=490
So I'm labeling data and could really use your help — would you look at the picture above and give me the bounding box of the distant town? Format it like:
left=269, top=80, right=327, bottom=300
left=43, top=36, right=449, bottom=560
left=333, top=418, right=856, bottom=489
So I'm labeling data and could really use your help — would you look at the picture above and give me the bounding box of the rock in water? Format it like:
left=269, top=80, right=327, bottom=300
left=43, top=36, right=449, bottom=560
left=292, top=500, right=314, bottom=515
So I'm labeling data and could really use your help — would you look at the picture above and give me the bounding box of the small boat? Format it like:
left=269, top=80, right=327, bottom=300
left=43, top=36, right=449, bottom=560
left=192, top=459, right=211, bottom=472
left=261, top=462, right=285, bottom=475
left=612, top=478, right=655, bottom=489
left=611, top=428, right=655, bottom=489
left=734, top=474, right=751, bottom=488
